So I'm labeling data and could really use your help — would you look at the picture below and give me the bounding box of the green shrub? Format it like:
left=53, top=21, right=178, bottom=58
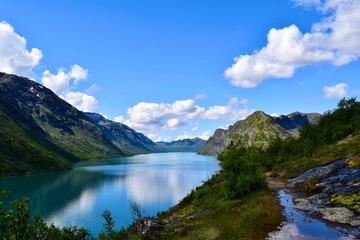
left=219, top=145, right=267, bottom=199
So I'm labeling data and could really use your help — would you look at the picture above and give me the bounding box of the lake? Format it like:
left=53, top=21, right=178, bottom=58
left=0, top=152, right=219, bottom=236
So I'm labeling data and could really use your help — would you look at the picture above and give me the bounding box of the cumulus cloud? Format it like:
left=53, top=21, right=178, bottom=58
left=41, top=65, right=88, bottom=95
left=41, top=65, right=99, bottom=112
left=61, top=92, right=98, bottom=112
left=202, top=105, right=253, bottom=120
left=174, top=130, right=213, bottom=141
left=0, top=21, right=42, bottom=78
left=323, top=82, right=348, bottom=99
left=69, top=64, right=88, bottom=84
left=117, top=98, right=253, bottom=131
left=146, top=133, right=172, bottom=142
left=225, top=0, right=360, bottom=87
left=114, top=115, right=125, bottom=124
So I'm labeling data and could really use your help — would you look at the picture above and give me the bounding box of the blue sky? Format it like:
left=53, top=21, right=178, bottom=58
left=1, top=0, right=359, bottom=141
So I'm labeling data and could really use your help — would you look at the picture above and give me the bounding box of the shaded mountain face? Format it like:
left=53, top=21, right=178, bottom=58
left=0, top=73, right=124, bottom=175
left=85, top=112, right=158, bottom=155
left=156, top=138, right=206, bottom=152
left=199, top=111, right=321, bottom=155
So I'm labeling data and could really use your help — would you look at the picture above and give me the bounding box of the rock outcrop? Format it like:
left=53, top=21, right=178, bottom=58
left=289, top=158, right=360, bottom=227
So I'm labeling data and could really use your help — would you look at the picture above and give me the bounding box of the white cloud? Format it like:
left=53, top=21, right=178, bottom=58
left=293, top=0, right=321, bottom=7
left=84, top=84, right=100, bottom=94
left=146, top=133, right=172, bottom=142
left=239, top=98, right=249, bottom=105
left=175, top=130, right=213, bottom=141
left=41, top=65, right=98, bottom=112
left=225, top=0, right=360, bottom=88
left=323, top=82, right=348, bottom=99
left=69, top=64, right=88, bottom=84
left=42, top=69, right=71, bottom=95
left=114, top=115, right=125, bottom=123
left=270, top=113, right=281, bottom=117
left=227, top=97, right=238, bottom=106
left=61, top=92, right=98, bottom=112
left=195, top=93, right=207, bottom=99
left=167, top=118, right=185, bottom=129
left=120, top=99, right=253, bottom=131
left=0, top=21, right=42, bottom=78
left=202, top=105, right=253, bottom=120
left=41, top=65, right=88, bottom=95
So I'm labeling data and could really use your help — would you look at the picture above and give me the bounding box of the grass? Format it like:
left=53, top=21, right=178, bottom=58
left=157, top=175, right=284, bottom=240
left=272, top=133, right=360, bottom=179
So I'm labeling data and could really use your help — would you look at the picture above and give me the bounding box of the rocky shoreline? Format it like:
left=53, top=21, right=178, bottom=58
left=285, top=158, right=360, bottom=237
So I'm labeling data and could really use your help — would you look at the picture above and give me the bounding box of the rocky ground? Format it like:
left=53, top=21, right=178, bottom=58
left=287, top=158, right=360, bottom=235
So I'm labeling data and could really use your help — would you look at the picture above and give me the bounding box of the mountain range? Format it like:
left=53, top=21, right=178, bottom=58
left=156, top=137, right=206, bottom=152
left=0, top=72, right=205, bottom=175
left=198, top=111, right=321, bottom=155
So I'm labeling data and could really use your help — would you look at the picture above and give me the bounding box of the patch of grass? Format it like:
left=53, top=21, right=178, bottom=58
left=347, top=157, right=360, bottom=168
left=159, top=190, right=283, bottom=240
left=158, top=171, right=283, bottom=240
left=332, top=193, right=360, bottom=210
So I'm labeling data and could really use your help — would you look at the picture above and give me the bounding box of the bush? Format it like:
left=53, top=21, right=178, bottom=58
left=219, top=145, right=267, bottom=199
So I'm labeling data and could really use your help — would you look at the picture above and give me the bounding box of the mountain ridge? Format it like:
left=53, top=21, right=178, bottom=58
left=199, top=111, right=321, bottom=155
left=85, top=112, right=159, bottom=155
left=156, top=137, right=206, bottom=152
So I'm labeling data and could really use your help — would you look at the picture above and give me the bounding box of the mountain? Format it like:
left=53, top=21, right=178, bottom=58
left=0, top=73, right=124, bottom=175
left=156, top=138, right=206, bottom=152
left=199, top=111, right=321, bottom=155
left=85, top=112, right=159, bottom=155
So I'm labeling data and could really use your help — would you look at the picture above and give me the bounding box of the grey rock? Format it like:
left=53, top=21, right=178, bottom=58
left=318, top=207, right=360, bottom=226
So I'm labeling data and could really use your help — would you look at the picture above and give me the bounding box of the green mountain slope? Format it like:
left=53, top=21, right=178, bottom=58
left=199, top=111, right=321, bottom=155
left=0, top=73, right=125, bottom=175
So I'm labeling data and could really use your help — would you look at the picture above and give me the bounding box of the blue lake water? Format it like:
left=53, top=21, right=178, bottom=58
left=0, top=152, right=219, bottom=236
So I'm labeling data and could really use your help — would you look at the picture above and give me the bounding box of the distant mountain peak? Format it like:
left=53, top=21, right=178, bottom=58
left=199, top=110, right=322, bottom=155
left=156, top=138, right=206, bottom=152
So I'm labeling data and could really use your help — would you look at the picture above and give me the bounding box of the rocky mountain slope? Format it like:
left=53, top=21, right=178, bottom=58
left=156, top=137, right=206, bottom=152
left=0, top=73, right=127, bottom=175
left=199, top=111, right=321, bottom=155
left=85, top=112, right=159, bottom=155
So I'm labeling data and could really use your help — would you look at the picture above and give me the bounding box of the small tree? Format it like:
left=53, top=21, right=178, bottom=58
left=129, top=201, right=144, bottom=222
left=129, top=201, right=145, bottom=234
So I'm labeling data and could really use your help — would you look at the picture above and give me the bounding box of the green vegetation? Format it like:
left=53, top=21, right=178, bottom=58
left=158, top=176, right=283, bottom=240
left=156, top=135, right=282, bottom=239
left=0, top=190, right=91, bottom=240
left=2, top=98, right=360, bottom=239
left=156, top=97, right=360, bottom=239
left=219, top=142, right=267, bottom=199
left=0, top=108, right=73, bottom=176
left=0, top=190, right=141, bottom=240
left=249, top=97, right=360, bottom=178
left=331, top=193, right=360, bottom=210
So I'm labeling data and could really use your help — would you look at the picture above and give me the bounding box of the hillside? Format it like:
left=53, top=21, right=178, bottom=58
left=85, top=112, right=159, bottom=155
left=0, top=73, right=125, bottom=175
left=199, top=111, right=321, bottom=155
left=156, top=137, right=206, bottom=152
